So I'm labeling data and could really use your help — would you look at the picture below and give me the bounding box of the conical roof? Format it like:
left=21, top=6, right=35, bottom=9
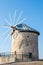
left=16, top=24, right=40, bottom=35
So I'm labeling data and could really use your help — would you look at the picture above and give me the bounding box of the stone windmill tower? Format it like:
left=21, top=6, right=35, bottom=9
left=1, top=10, right=39, bottom=60
left=0, top=10, right=39, bottom=61
left=0, top=11, right=40, bottom=64
left=11, top=24, right=40, bottom=60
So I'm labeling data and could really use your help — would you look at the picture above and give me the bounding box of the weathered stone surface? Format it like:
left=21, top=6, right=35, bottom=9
left=11, top=30, right=39, bottom=59
left=0, top=28, right=39, bottom=64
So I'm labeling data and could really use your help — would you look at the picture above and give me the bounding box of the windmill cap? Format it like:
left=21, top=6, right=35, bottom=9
left=16, top=24, right=40, bottom=35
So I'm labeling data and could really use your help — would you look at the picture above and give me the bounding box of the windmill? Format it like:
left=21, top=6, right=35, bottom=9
left=0, top=10, right=40, bottom=63
left=0, top=10, right=27, bottom=53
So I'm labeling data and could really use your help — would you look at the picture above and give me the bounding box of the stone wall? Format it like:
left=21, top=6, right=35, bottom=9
left=11, top=30, right=39, bottom=59
left=0, top=55, right=16, bottom=64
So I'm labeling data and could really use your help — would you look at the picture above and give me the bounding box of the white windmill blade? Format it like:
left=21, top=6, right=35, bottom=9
left=0, top=25, right=12, bottom=28
left=20, top=18, right=28, bottom=22
left=4, top=18, right=11, bottom=26
left=2, top=32, right=11, bottom=43
left=13, top=10, right=17, bottom=25
left=9, top=12, right=12, bottom=25
left=0, top=25, right=16, bottom=29
left=15, top=11, right=23, bottom=25
left=16, top=18, right=28, bottom=25
left=0, top=29, right=10, bottom=38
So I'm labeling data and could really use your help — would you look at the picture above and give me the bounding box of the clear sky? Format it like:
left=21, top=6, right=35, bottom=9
left=0, top=0, right=43, bottom=59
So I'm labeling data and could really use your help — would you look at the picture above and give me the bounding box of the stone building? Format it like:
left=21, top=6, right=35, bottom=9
left=0, top=24, right=40, bottom=64
left=11, top=24, right=40, bottom=60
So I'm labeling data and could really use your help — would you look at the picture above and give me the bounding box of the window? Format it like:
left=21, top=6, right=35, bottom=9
left=27, top=36, right=29, bottom=38
left=29, top=53, right=32, bottom=58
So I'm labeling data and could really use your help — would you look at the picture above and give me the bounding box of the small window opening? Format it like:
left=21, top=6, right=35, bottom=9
left=27, top=36, right=29, bottom=38
left=29, top=53, right=32, bottom=58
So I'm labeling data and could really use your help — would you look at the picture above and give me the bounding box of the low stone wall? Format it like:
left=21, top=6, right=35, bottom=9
left=0, top=53, right=39, bottom=64
left=0, top=53, right=32, bottom=64
left=0, top=55, right=16, bottom=64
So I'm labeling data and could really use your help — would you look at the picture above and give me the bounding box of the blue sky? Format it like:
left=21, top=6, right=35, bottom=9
left=0, top=0, right=43, bottom=59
